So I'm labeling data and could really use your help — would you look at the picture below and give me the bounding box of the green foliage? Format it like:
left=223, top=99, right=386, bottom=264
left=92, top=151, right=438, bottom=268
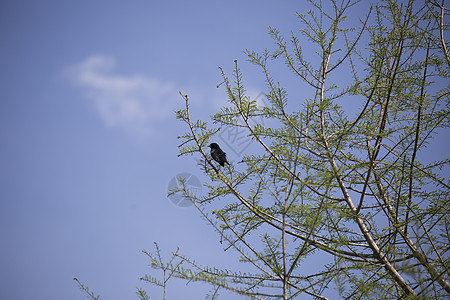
left=141, top=1, right=450, bottom=298
left=73, top=278, right=102, bottom=300
left=74, top=0, right=450, bottom=299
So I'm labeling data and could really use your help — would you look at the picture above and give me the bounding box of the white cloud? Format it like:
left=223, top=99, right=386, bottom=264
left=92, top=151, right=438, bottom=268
left=66, top=55, right=179, bottom=139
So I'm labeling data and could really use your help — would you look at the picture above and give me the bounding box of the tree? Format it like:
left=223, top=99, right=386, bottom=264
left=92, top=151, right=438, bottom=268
left=141, top=0, right=450, bottom=299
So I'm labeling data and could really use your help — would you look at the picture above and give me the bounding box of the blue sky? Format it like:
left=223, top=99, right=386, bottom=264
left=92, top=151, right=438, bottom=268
left=0, top=1, right=307, bottom=299
left=1, top=1, right=449, bottom=300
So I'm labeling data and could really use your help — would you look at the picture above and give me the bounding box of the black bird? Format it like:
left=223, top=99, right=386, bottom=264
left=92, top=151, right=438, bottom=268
left=208, top=143, right=229, bottom=166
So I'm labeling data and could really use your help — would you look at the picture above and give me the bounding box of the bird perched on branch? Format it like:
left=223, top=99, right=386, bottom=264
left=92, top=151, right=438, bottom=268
left=208, top=143, right=229, bottom=166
